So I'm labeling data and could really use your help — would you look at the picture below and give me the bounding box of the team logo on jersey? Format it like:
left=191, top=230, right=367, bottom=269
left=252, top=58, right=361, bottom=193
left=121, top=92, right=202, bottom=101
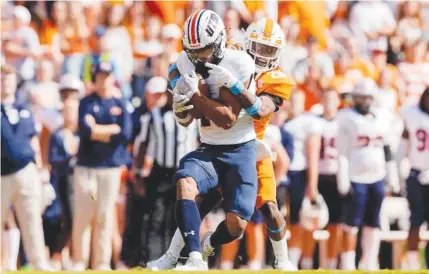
left=110, top=106, right=122, bottom=116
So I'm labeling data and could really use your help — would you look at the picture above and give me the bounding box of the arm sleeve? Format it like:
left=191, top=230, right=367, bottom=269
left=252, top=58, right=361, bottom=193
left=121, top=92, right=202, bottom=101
left=110, top=101, right=132, bottom=144
left=77, top=99, right=92, bottom=140
left=259, top=93, right=283, bottom=112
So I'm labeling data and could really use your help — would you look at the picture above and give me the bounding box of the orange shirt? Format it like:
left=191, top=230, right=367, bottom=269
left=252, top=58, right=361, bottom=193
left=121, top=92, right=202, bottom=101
left=279, top=1, right=330, bottom=49
left=145, top=1, right=188, bottom=25
left=244, top=1, right=265, bottom=16
left=39, top=20, right=58, bottom=45
left=254, top=67, right=295, bottom=139
left=298, top=82, right=323, bottom=111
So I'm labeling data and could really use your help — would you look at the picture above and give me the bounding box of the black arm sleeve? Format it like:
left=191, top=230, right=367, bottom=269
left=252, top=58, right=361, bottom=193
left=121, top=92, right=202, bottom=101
left=259, top=92, right=284, bottom=112
left=383, top=145, right=393, bottom=162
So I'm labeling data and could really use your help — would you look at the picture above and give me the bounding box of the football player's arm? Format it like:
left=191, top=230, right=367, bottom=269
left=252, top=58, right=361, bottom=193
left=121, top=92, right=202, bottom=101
left=397, top=127, right=410, bottom=180
left=305, top=133, right=321, bottom=201
left=169, top=65, right=194, bottom=127
left=235, top=91, right=282, bottom=119
left=191, top=84, right=243, bottom=130
left=384, top=125, right=401, bottom=194
left=272, top=141, right=290, bottom=185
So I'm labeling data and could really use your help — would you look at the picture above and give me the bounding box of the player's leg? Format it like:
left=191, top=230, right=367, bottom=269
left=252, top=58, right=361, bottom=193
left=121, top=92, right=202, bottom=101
left=246, top=211, right=265, bottom=270
left=202, top=140, right=258, bottom=258
left=359, top=180, right=385, bottom=270
left=287, top=170, right=307, bottom=268
left=173, top=146, right=219, bottom=270
left=256, top=158, right=295, bottom=270
left=91, top=167, right=121, bottom=270
left=219, top=238, right=240, bottom=270
left=319, top=175, right=343, bottom=269
left=4, top=211, right=20, bottom=271
left=341, top=182, right=368, bottom=270
left=406, top=174, right=425, bottom=270
left=71, top=167, right=97, bottom=270
left=13, top=163, right=50, bottom=270
left=146, top=189, right=222, bottom=270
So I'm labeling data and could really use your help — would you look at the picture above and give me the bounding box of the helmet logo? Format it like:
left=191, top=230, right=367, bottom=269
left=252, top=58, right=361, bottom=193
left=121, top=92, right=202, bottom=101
left=206, top=13, right=219, bottom=37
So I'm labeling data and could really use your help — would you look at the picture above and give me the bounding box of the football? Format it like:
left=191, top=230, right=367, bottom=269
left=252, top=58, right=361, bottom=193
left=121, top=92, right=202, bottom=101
left=187, top=80, right=209, bottom=119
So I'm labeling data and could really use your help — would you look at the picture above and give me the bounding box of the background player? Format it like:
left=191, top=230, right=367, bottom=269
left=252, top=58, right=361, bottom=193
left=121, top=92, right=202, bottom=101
left=400, top=88, right=429, bottom=270
left=282, top=90, right=322, bottom=269
left=337, top=78, right=400, bottom=270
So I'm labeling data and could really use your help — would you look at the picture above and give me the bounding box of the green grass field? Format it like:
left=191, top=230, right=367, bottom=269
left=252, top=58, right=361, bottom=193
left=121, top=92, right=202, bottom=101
left=3, top=271, right=429, bottom=274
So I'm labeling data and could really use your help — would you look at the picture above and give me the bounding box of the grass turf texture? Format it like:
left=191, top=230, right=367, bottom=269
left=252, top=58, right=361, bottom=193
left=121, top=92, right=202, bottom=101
left=2, top=271, right=429, bottom=274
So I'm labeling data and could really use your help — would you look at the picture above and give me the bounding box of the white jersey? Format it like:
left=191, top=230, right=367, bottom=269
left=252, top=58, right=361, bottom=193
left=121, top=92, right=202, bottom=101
left=318, top=117, right=339, bottom=175
left=337, top=108, right=392, bottom=183
left=283, top=113, right=323, bottom=171
left=402, top=105, right=429, bottom=171
left=177, top=49, right=256, bottom=145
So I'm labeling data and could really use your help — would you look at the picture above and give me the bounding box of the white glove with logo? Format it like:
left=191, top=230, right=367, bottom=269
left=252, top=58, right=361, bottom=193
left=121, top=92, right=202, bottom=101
left=206, top=63, right=238, bottom=88
left=176, top=71, right=199, bottom=99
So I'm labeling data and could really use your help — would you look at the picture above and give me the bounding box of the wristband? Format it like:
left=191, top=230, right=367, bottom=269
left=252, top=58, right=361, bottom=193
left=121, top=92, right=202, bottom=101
left=168, top=63, right=178, bottom=75
left=173, top=112, right=192, bottom=124
left=230, top=80, right=245, bottom=95
left=170, top=75, right=180, bottom=89
left=244, top=96, right=262, bottom=116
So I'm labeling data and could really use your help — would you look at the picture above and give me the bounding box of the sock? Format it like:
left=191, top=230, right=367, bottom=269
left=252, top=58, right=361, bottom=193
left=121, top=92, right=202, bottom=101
left=269, top=234, right=289, bottom=262
left=361, top=227, right=380, bottom=269
left=301, top=257, right=313, bottom=270
left=175, top=199, right=201, bottom=253
left=167, top=229, right=185, bottom=258
left=288, top=247, right=301, bottom=267
left=6, top=228, right=20, bottom=270
left=406, top=251, right=420, bottom=270
left=219, top=261, right=234, bottom=270
left=210, top=220, right=240, bottom=247
left=340, top=251, right=356, bottom=270
left=326, top=258, right=338, bottom=269
left=248, top=260, right=262, bottom=270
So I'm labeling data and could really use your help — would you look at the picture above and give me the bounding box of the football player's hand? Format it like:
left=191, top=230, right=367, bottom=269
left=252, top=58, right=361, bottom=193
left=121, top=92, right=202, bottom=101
left=176, top=71, right=199, bottom=99
left=172, top=92, right=194, bottom=113
left=206, top=62, right=238, bottom=89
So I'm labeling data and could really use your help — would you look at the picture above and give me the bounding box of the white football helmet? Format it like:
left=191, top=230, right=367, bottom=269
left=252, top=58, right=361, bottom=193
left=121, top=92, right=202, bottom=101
left=182, top=9, right=226, bottom=65
left=352, top=77, right=378, bottom=97
left=299, top=195, right=329, bottom=231
left=245, top=18, right=285, bottom=73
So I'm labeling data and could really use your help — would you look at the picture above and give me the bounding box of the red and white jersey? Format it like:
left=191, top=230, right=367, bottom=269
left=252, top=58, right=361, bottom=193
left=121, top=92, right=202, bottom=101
left=283, top=114, right=323, bottom=171
left=397, top=62, right=429, bottom=106
left=318, top=117, right=339, bottom=175
left=402, top=105, right=429, bottom=171
left=337, top=108, right=393, bottom=183
left=177, top=48, right=256, bottom=145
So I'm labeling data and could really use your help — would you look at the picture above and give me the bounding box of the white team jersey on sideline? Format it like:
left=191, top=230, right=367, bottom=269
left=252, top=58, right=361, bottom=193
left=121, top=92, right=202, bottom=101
left=337, top=108, right=393, bottom=184
left=402, top=105, right=429, bottom=171
left=318, top=117, right=339, bottom=175
left=283, top=113, right=323, bottom=171
left=177, top=49, right=256, bottom=145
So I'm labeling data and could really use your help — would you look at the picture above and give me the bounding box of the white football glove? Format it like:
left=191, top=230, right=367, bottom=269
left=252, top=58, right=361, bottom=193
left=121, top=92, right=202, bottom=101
left=172, top=93, right=194, bottom=113
left=176, top=71, right=199, bottom=99
left=206, top=62, right=238, bottom=89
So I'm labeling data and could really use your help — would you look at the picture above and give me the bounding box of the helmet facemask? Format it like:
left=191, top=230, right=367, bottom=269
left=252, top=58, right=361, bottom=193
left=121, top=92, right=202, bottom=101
left=247, top=40, right=280, bottom=73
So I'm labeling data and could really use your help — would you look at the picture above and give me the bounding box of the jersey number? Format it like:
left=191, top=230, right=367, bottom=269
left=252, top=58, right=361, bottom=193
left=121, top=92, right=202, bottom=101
left=357, top=135, right=383, bottom=147
left=416, top=129, right=429, bottom=151
left=320, top=137, right=336, bottom=159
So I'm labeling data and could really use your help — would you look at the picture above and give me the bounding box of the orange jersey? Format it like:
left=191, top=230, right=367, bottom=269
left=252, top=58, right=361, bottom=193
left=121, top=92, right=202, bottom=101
left=253, top=67, right=295, bottom=140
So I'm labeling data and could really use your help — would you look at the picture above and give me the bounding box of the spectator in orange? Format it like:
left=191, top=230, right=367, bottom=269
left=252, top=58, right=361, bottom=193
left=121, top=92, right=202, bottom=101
left=279, top=1, right=332, bottom=50
left=345, top=37, right=375, bottom=78
left=397, top=39, right=429, bottom=106
left=58, top=2, right=89, bottom=77
left=103, top=4, right=133, bottom=99
left=297, top=60, right=324, bottom=112
left=367, top=38, right=398, bottom=89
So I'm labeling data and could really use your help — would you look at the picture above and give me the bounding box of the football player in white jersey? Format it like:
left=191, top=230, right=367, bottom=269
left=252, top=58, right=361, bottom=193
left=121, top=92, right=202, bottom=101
left=400, top=88, right=429, bottom=270
left=337, top=78, right=400, bottom=270
left=150, top=10, right=259, bottom=271
left=282, top=90, right=322, bottom=269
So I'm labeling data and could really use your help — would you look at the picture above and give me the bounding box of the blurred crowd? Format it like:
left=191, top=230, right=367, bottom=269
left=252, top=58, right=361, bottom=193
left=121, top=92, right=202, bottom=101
left=1, top=0, right=429, bottom=271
